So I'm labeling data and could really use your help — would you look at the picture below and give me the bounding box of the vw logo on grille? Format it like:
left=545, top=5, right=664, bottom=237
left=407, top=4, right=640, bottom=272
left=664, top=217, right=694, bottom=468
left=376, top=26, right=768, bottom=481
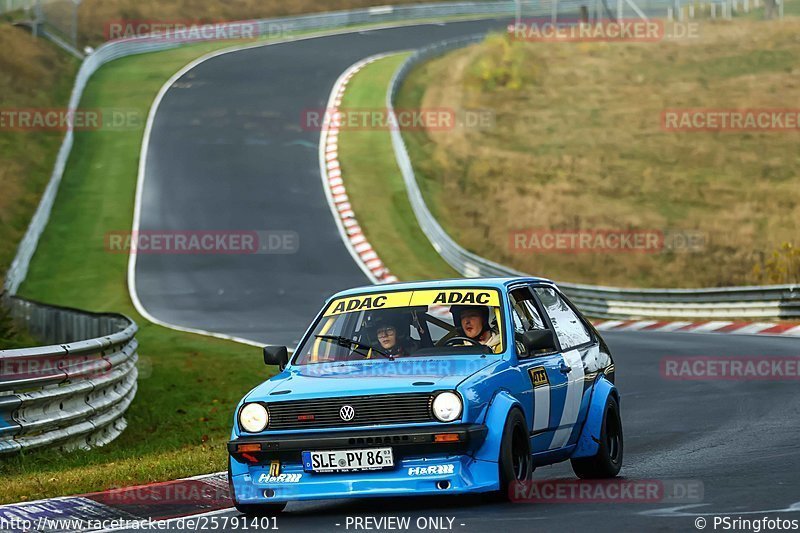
left=339, top=405, right=355, bottom=421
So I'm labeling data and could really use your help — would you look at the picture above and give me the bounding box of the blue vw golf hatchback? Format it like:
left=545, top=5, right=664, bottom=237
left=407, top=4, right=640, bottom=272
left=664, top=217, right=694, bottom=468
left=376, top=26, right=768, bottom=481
left=228, top=277, right=621, bottom=515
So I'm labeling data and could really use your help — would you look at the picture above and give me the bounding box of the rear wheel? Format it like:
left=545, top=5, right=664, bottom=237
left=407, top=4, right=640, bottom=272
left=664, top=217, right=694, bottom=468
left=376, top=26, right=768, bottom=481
left=497, top=408, right=533, bottom=500
left=228, top=459, right=287, bottom=516
left=570, top=394, right=623, bottom=479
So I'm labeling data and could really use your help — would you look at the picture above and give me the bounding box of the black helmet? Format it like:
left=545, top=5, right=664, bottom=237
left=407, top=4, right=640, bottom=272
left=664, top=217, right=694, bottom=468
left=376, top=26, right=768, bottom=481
left=369, top=311, right=409, bottom=339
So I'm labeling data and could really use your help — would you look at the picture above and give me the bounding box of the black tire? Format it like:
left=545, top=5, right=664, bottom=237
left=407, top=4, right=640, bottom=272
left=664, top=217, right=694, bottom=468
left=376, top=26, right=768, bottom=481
left=570, top=394, right=623, bottom=479
left=228, top=459, right=287, bottom=516
left=497, top=408, right=533, bottom=500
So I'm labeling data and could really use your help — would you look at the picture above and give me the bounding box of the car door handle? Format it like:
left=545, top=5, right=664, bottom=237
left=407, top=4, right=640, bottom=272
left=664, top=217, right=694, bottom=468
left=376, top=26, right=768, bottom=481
left=559, top=362, right=572, bottom=374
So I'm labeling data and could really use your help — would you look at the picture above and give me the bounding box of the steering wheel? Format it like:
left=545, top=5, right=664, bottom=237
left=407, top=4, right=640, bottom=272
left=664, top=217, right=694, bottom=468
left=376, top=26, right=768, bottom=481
left=444, top=336, right=483, bottom=347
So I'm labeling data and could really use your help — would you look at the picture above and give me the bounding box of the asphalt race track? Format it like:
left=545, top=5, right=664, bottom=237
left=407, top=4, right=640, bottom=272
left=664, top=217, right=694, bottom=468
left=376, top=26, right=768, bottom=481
left=134, top=19, right=509, bottom=346
left=130, top=18, right=800, bottom=533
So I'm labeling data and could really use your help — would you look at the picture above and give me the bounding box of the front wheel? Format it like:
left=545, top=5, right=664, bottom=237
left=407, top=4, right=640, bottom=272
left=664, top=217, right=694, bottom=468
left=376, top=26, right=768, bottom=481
left=570, top=394, right=623, bottom=479
left=497, top=408, right=533, bottom=500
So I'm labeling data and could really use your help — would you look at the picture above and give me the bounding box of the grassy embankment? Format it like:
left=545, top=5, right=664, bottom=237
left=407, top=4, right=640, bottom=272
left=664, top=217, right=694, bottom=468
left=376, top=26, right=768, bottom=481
left=0, top=26, right=77, bottom=294
left=1, top=39, right=275, bottom=504
left=395, top=18, right=800, bottom=288
left=0, top=25, right=77, bottom=349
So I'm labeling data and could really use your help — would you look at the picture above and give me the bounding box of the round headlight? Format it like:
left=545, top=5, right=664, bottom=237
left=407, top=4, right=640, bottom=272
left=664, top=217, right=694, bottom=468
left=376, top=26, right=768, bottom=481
left=239, top=403, right=269, bottom=433
left=432, top=392, right=462, bottom=422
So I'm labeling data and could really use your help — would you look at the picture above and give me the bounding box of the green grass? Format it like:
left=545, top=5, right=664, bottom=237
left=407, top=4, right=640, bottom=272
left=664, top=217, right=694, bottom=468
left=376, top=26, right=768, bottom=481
left=0, top=25, right=79, bottom=292
left=336, top=54, right=460, bottom=281
left=392, top=20, right=800, bottom=288
left=1, top=39, right=277, bottom=505
left=0, top=304, right=38, bottom=350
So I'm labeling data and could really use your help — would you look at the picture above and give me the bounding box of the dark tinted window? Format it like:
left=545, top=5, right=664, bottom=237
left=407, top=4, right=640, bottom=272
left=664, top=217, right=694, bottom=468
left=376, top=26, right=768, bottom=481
left=509, top=288, right=547, bottom=355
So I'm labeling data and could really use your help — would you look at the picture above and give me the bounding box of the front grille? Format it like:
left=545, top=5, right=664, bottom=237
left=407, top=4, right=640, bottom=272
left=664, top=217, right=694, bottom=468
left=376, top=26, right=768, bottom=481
left=266, top=393, right=434, bottom=430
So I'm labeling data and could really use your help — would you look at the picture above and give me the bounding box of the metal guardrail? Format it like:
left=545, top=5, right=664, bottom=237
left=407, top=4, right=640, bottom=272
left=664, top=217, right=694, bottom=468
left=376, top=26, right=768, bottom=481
left=386, top=36, right=800, bottom=320
left=0, top=296, right=138, bottom=454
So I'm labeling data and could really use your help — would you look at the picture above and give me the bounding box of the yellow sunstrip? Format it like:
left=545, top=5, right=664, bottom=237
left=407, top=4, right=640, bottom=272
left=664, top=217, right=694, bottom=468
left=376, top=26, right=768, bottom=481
left=323, top=292, right=411, bottom=316
left=323, top=289, right=501, bottom=316
left=410, top=289, right=500, bottom=307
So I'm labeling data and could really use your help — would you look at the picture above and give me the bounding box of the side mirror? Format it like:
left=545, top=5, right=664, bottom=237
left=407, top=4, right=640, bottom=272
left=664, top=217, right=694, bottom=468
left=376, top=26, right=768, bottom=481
left=263, top=345, right=289, bottom=370
left=520, top=330, right=557, bottom=355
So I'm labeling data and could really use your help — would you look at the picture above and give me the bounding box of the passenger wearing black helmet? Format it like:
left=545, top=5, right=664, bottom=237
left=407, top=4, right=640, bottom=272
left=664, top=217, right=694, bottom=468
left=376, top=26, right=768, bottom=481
left=369, top=312, right=414, bottom=358
left=451, top=305, right=502, bottom=353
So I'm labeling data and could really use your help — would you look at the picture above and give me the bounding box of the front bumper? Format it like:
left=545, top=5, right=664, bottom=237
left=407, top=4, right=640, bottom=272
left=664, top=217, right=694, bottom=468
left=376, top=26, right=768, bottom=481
left=228, top=424, right=497, bottom=502
left=228, top=424, right=487, bottom=462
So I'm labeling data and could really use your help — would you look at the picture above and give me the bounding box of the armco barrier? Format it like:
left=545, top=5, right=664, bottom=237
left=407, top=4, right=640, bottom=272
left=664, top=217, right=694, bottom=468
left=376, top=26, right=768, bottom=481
left=386, top=36, right=800, bottom=320
left=0, top=296, right=138, bottom=454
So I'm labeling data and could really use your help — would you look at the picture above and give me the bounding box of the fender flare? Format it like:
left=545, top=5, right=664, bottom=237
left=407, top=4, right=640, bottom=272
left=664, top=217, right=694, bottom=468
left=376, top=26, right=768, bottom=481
left=473, top=390, right=523, bottom=463
left=571, top=375, right=619, bottom=459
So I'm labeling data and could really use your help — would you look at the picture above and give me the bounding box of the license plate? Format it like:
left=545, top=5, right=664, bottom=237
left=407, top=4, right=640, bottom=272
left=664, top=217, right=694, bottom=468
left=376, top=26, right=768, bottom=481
left=302, top=448, right=394, bottom=473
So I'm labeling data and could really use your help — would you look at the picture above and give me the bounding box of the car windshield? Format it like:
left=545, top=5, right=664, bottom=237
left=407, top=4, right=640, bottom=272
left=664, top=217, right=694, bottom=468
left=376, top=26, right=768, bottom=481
left=292, top=288, right=505, bottom=365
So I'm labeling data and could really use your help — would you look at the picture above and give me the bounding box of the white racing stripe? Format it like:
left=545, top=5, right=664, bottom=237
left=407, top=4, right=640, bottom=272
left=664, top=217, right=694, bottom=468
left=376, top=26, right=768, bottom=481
left=549, top=349, right=585, bottom=449
left=532, top=380, right=550, bottom=433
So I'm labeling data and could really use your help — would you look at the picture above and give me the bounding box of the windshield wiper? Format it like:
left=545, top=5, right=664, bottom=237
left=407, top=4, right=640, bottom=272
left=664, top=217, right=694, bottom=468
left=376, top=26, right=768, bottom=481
left=314, top=335, right=394, bottom=360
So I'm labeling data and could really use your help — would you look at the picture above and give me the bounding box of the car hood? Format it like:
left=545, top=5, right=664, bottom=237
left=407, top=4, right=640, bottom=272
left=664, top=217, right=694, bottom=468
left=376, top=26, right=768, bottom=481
left=246, top=355, right=500, bottom=402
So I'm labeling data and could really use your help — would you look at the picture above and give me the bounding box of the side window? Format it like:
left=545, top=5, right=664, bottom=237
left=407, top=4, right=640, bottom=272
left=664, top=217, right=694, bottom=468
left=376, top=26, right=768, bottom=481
left=509, top=288, right=547, bottom=356
left=532, top=287, right=592, bottom=349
